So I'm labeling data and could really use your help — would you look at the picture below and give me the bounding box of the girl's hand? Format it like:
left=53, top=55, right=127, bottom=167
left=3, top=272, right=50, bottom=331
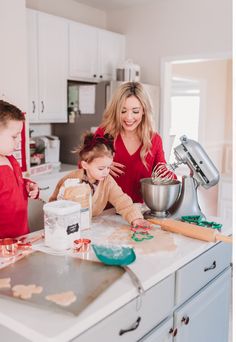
left=131, top=218, right=152, bottom=229
left=110, top=162, right=125, bottom=177
left=26, top=182, right=39, bottom=199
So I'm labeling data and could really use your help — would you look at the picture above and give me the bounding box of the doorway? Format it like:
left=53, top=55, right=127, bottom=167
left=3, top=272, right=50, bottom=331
left=169, top=76, right=203, bottom=163
left=160, top=55, right=232, bottom=217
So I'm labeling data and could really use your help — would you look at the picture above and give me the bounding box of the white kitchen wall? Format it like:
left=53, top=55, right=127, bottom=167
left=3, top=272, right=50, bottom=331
left=26, top=0, right=107, bottom=28
left=106, top=0, right=232, bottom=85
left=0, top=0, right=28, bottom=110
left=0, top=0, right=30, bottom=170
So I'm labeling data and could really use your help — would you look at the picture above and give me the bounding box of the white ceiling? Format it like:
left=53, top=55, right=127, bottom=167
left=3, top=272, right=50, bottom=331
left=73, top=0, right=155, bottom=11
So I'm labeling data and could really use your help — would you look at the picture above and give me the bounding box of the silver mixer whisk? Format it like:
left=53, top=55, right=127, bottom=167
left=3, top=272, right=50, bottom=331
left=151, top=162, right=176, bottom=184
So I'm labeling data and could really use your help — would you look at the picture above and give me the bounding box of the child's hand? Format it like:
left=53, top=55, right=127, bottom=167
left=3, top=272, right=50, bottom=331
left=26, top=182, right=39, bottom=199
left=131, top=218, right=152, bottom=229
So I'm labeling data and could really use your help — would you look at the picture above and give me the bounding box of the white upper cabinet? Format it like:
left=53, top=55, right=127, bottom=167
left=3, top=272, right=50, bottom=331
left=69, top=22, right=98, bottom=80
left=27, top=9, right=68, bottom=123
left=68, top=21, right=125, bottom=81
left=98, top=29, right=125, bottom=81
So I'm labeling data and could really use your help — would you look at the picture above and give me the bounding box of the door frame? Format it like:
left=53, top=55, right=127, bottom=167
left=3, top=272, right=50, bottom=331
left=160, top=52, right=232, bottom=160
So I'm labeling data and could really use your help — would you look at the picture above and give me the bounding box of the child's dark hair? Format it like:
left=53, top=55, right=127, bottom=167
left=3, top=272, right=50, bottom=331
left=0, top=100, right=25, bottom=127
left=75, top=132, right=115, bottom=163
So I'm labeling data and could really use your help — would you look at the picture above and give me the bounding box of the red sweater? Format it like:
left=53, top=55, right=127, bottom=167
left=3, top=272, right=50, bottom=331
left=95, top=127, right=166, bottom=203
left=0, top=156, right=29, bottom=238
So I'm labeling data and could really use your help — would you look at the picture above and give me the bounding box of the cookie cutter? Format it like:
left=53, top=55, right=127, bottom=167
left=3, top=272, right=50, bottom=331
left=181, top=215, right=222, bottom=231
left=0, top=238, right=19, bottom=257
left=74, top=239, right=91, bottom=253
left=0, top=234, right=43, bottom=258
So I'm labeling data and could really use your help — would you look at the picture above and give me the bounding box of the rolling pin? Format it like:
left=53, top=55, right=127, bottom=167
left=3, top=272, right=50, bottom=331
left=148, top=218, right=232, bottom=243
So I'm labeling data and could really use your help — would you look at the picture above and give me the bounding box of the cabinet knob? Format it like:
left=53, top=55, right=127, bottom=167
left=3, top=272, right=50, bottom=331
left=181, top=316, right=190, bottom=325
left=169, top=328, right=178, bottom=336
left=99, top=75, right=103, bottom=78
left=93, top=74, right=97, bottom=78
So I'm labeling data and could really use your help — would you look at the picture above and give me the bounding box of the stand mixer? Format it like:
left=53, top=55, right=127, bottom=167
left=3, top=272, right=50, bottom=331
left=141, top=135, right=220, bottom=219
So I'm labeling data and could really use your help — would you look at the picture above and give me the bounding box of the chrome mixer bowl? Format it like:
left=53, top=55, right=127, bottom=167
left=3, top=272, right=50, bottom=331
left=140, top=178, right=181, bottom=217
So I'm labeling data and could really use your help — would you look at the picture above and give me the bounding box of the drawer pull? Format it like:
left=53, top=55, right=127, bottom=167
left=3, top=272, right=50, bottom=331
left=119, top=316, right=141, bottom=336
left=181, top=316, right=190, bottom=325
left=39, top=186, right=50, bottom=191
left=41, top=101, right=44, bottom=113
left=204, top=260, right=216, bottom=272
left=169, top=328, right=178, bottom=336
left=32, top=101, right=36, bottom=113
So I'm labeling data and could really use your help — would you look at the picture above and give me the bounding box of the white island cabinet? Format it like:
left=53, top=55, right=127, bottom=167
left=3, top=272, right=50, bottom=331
left=0, top=212, right=232, bottom=342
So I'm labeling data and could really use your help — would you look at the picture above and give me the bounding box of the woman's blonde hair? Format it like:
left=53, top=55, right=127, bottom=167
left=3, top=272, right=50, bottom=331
left=101, top=82, right=155, bottom=168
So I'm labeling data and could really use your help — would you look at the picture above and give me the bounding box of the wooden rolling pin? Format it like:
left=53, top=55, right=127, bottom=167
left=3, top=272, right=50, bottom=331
left=148, top=218, right=232, bottom=243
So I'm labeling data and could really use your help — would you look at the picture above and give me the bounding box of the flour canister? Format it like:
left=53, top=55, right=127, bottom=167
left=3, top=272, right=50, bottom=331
left=43, top=200, right=81, bottom=250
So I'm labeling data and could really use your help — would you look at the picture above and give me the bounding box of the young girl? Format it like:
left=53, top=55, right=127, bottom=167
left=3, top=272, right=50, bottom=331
left=0, top=100, right=39, bottom=238
left=49, top=133, right=151, bottom=227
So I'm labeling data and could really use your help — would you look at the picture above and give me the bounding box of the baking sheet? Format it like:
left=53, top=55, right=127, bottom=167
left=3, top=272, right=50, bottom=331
left=0, top=252, right=124, bottom=315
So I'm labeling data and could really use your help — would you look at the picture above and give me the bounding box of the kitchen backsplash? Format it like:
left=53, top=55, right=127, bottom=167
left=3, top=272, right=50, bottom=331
left=30, top=123, right=52, bottom=137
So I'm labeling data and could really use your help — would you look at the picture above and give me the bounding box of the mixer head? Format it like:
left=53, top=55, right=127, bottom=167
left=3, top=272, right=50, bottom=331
left=173, top=135, right=219, bottom=189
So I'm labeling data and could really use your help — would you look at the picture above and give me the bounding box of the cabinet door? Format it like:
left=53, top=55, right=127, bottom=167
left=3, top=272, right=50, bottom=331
left=69, top=22, right=98, bottom=80
left=139, top=316, right=173, bottom=342
left=27, top=10, right=68, bottom=123
left=98, top=29, right=125, bottom=80
left=174, top=268, right=231, bottom=342
left=37, top=12, right=68, bottom=122
left=27, top=9, right=38, bottom=122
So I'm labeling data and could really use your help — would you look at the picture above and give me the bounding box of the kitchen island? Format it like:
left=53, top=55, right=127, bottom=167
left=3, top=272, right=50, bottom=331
left=0, top=209, right=232, bottom=342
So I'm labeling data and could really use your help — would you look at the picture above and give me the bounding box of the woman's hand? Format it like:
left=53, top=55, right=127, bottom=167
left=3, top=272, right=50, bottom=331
left=110, top=162, right=125, bottom=177
left=131, top=218, right=152, bottom=229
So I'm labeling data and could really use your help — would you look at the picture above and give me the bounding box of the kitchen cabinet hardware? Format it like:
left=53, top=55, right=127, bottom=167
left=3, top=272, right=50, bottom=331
left=181, top=316, right=190, bottom=325
left=204, top=260, right=216, bottom=272
left=169, top=327, right=178, bottom=336
left=93, top=74, right=97, bottom=78
left=99, top=75, right=103, bottom=78
left=41, top=100, right=44, bottom=113
left=32, top=100, right=36, bottom=113
left=119, top=316, right=141, bottom=335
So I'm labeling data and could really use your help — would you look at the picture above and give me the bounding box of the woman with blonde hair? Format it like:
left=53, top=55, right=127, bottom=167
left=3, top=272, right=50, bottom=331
left=95, top=81, right=167, bottom=203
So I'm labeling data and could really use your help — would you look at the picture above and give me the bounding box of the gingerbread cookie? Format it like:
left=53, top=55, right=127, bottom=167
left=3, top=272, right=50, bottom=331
left=12, top=284, right=43, bottom=299
left=46, top=291, right=76, bottom=306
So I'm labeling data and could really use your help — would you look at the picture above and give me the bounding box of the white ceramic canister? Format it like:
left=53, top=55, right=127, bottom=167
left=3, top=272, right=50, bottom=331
left=43, top=200, right=81, bottom=250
